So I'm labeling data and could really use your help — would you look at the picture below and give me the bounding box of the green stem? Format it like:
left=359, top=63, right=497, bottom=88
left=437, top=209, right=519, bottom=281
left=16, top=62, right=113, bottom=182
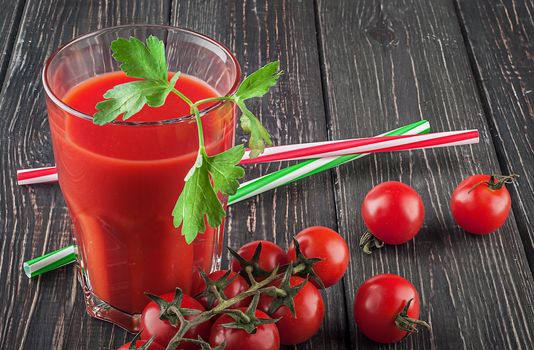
left=245, top=266, right=258, bottom=286
left=172, top=87, right=194, bottom=106
left=195, top=95, right=234, bottom=106
left=167, top=305, right=188, bottom=328
left=174, top=337, right=211, bottom=348
left=165, top=263, right=307, bottom=350
left=292, top=263, right=306, bottom=275
left=272, top=287, right=287, bottom=298
left=172, top=88, right=233, bottom=151
left=172, top=88, right=205, bottom=152
left=211, top=285, right=226, bottom=304
left=468, top=174, right=519, bottom=193
left=192, top=105, right=205, bottom=152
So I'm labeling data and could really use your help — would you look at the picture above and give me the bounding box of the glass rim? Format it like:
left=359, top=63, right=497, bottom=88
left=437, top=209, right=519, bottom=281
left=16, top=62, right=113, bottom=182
left=42, top=24, right=242, bottom=126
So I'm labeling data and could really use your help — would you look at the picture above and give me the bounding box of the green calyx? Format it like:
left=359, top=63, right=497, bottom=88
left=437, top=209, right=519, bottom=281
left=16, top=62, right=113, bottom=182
left=289, top=238, right=325, bottom=288
left=194, top=269, right=239, bottom=309
left=145, top=288, right=201, bottom=327
left=359, top=231, right=385, bottom=255
left=468, top=174, right=519, bottom=193
left=228, top=242, right=271, bottom=282
left=394, top=298, right=431, bottom=334
left=221, top=294, right=279, bottom=334
left=265, top=265, right=307, bottom=316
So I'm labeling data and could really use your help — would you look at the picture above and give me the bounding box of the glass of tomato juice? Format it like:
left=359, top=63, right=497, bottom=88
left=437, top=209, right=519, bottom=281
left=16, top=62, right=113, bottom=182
left=42, top=25, right=240, bottom=331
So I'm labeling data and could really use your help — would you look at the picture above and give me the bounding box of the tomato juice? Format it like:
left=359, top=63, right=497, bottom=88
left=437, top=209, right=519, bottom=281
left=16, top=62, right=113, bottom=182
left=47, top=71, right=236, bottom=315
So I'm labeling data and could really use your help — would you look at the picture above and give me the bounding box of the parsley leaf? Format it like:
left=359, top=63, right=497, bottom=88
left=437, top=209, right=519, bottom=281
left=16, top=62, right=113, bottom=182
left=93, top=36, right=178, bottom=125
left=232, top=61, right=282, bottom=157
left=173, top=146, right=245, bottom=243
left=236, top=101, right=272, bottom=158
left=111, top=36, right=168, bottom=81
left=172, top=153, right=225, bottom=244
left=235, top=61, right=282, bottom=100
left=204, top=145, right=245, bottom=194
left=94, top=73, right=179, bottom=125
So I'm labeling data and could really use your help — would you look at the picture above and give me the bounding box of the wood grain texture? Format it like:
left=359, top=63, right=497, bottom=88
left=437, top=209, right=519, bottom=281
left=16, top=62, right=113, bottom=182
left=0, top=1, right=170, bottom=349
left=0, top=0, right=25, bottom=87
left=315, top=0, right=534, bottom=348
left=454, top=0, right=534, bottom=270
left=171, top=1, right=350, bottom=349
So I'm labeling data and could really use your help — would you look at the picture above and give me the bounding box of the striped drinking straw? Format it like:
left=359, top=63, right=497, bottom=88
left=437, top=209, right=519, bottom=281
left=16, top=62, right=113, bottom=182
left=23, top=245, right=78, bottom=278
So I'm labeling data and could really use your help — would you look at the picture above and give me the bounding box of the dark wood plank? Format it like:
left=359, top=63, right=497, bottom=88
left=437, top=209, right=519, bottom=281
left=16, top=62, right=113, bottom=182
left=171, top=1, right=350, bottom=349
left=454, top=0, right=534, bottom=270
left=0, top=0, right=25, bottom=87
left=0, top=1, right=170, bottom=349
left=315, top=0, right=534, bottom=348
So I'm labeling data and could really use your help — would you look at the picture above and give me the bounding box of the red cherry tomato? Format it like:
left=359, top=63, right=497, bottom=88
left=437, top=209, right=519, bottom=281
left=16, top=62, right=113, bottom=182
left=450, top=174, right=513, bottom=235
left=258, top=276, right=324, bottom=345
left=362, top=181, right=424, bottom=244
left=287, top=226, right=349, bottom=288
left=209, top=308, right=280, bottom=350
left=354, top=274, right=423, bottom=343
left=117, top=340, right=164, bottom=350
left=191, top=269, right=250, bottom=309
left=141, top=292, right=211, bottom=349
left=230, top=240, right=288, bottom=274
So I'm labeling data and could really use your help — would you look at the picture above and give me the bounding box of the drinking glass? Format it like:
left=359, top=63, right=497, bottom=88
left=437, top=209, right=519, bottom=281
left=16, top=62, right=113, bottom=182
left=43, top=25, right=240, bottom=331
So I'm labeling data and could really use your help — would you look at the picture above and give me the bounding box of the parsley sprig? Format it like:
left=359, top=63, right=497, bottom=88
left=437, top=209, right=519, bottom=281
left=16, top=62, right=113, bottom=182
left=93, top=36, right=282, bottom=243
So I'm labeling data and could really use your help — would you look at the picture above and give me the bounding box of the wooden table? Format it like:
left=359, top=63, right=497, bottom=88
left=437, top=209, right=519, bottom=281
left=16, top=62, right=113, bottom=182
left=1, top=0, right=533, bottom=349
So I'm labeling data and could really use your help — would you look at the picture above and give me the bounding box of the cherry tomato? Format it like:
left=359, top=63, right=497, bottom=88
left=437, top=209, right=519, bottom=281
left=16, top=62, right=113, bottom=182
left=258, top=276, right=324, bottom=345
left=191, top=269, right=250, bottom=309
left=362, top=181, right=424, bottom=245
left=450, top=174, right=513, bottom=235
left=287, top=226, right=349, bottom=288
left=230, top=240, right=288, bottom=274
left=354, top=274, right=424, bottom=343
left=117, top=340, right=164, bottom=350
left=141, top=292, right=211, bottom=349
left=209, top=308, right=280, bottom=350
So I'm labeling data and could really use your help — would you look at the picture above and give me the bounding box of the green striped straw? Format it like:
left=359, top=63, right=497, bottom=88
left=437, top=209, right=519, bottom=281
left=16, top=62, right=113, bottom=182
left=23, top=244, right=78, bottom=278
left=23, top=120, right=430, bottom=278
left=228, top=119, right=430, bottom=204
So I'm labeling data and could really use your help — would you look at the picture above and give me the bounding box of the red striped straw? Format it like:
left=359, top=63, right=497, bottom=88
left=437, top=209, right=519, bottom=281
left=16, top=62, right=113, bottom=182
left=241, top=129, right=479, bottom=164
left=17, top=166, right=58, bottom=185
left=17, top=130, right=478, bottom=185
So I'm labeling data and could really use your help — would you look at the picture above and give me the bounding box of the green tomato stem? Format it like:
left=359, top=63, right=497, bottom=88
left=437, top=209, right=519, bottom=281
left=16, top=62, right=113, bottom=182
left=394, top=298, right=431, bottom=333
left=359, top=231, right=385, bottom=254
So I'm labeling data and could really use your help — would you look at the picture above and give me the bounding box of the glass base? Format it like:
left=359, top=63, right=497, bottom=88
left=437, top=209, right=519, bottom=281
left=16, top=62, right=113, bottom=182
left=76, top=264, right=140, bottom=332
left=75, top=225, right=223, bottom=332
left=76, top=250, right=222, bottom=332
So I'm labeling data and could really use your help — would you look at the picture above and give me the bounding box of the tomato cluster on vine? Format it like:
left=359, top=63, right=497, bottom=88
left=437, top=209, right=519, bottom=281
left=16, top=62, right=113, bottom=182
left=118, top=226, right=349, bottom=350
